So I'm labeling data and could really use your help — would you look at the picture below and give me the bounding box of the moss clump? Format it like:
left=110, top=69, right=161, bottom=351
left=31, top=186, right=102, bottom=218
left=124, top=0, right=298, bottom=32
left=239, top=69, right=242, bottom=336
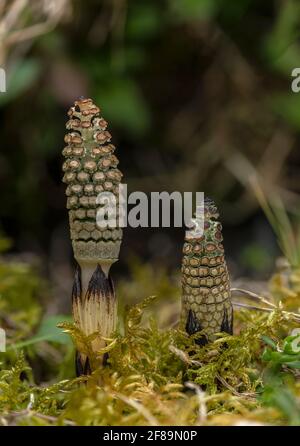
left=1, top=252, right=300, bottom=426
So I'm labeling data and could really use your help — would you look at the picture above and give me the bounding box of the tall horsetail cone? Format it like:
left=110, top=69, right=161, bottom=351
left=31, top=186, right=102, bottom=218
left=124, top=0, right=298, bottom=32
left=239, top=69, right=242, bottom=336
left=62, top=98, right=123, bottom=375
left=181, top=198, right=233, bottom=345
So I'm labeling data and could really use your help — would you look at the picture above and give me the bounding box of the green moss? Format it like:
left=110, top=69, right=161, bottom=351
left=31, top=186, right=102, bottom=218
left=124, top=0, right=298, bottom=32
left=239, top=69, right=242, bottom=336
left=1, top=254, right=300, bottom=425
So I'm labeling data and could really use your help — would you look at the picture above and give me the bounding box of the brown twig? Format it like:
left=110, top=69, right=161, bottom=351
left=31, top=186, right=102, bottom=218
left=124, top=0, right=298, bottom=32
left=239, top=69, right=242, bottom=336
left=216, top=374, right=257, bottom=400
left=231, top=287, right=275, bottom=307
left=232, top=300, right=300, bottom=323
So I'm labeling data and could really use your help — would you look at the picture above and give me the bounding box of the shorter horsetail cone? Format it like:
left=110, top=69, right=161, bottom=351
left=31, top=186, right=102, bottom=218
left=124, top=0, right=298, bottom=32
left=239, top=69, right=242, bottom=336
left=62, top=98, right=123, bottom=375
left=181, top=198, right=233, bottom=345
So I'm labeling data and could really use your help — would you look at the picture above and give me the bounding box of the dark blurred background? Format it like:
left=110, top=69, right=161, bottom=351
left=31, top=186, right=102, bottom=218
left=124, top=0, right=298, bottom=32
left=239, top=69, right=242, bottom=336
left=1, top=0, right=300, bottom=310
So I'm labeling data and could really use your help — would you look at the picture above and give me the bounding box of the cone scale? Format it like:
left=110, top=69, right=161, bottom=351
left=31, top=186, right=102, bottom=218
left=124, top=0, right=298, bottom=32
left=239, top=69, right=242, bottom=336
left=181, top=198, right=233, bottom=345
left=62, top=98, right=122, bottom=375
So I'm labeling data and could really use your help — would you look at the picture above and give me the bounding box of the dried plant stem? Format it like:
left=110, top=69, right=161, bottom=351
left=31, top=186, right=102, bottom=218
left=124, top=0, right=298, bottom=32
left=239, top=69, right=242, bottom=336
left=232, top=301, right=274, bottom=313
left=215, top=375, right=257, bottom=400
left=7, top=410, right=75, bottom=426
left=114, top=393, right=159, bottom=426
left=231, top=287, right=300, bottom=322
left=169, top=344, right=202, bottom=367
left=185, top=382, right=207, bottom=424
left=231, top=287, right=274, bottom=307
left=0, top=0, right=70, bottom=65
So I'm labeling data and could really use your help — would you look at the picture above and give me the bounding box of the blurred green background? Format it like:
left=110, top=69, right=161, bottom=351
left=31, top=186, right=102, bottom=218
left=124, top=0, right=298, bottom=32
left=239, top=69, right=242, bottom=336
left=1, top=0, right=300, bottom=311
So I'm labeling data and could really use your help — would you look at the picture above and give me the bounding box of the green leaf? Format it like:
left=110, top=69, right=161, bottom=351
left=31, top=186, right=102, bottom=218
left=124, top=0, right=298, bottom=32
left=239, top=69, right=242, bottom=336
left=286, top=361, right=300, bottom=369
left=270, top=388, right=300, bottom=425
left=127, top=3, right=161, bottom=40
left=262, top=347, right=300, bottom=364
left=0, top=59, right=41, bottom=106
left=262, top=347, right=273, bottom=362
left=261, top=335, right=277, bottom=349
left=283, top=335, right=300, bottom=354
left=272, top=352, right=300, bottom=363
left=8, top=315, right=72, bottom=350
left=34, top=315, right=73, bottom=344
left=271, top=93, right=300, bottom=130
left=94, top=79, right=150, bottom=135
left=263, top=0, right=300, bottom=73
